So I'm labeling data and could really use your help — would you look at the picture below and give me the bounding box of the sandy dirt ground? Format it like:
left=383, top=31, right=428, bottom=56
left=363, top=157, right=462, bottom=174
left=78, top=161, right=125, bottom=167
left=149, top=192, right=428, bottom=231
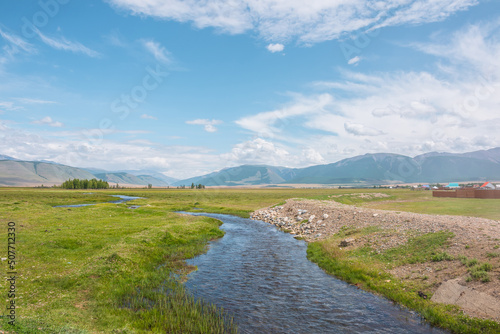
left=251, top=195, right=500, bottom=321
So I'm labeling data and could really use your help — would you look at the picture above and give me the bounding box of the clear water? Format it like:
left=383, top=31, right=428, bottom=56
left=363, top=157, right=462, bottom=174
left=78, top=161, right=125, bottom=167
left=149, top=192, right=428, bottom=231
left=54, top=195, right=142, bottom=207
left=182, top=212, right=447, bottom=334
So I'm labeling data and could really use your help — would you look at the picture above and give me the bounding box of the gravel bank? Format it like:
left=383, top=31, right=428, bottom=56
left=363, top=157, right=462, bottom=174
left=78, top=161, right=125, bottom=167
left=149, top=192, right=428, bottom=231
left=251, top=197, right=500, bottom=320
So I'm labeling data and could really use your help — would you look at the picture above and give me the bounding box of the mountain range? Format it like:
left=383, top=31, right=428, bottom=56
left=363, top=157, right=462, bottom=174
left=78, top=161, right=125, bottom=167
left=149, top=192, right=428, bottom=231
left=1, top=147, right=499, bottom=187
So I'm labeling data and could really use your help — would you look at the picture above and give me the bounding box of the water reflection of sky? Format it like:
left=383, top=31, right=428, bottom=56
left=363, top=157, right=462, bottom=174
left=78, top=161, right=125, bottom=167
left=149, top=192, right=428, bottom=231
left=183, top=212, right=446, bottom=334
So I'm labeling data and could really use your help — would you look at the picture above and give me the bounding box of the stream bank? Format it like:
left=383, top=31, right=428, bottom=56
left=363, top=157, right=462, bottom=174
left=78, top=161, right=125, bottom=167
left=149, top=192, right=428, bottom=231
left=183, top=212, right=444, bottom=333
left=251, top=198, right=500, bottom=333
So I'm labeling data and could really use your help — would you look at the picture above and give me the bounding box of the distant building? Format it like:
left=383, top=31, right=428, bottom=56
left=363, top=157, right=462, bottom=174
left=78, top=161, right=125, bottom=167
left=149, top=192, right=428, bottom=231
left=447, top=182, right=460, bottom=188
left=480, top=182, right=496, bottom=190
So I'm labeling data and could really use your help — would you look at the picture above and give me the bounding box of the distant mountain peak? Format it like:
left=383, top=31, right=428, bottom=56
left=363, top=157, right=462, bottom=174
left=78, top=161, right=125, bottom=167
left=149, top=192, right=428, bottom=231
left=1, top=147, right=499, bottom=187
left=0, top=154, right=19, bottom=161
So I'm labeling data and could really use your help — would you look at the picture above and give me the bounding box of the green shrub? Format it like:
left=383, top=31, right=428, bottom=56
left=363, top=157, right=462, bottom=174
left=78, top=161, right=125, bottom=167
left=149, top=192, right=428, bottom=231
left=431, top=252, right=453, bottom=262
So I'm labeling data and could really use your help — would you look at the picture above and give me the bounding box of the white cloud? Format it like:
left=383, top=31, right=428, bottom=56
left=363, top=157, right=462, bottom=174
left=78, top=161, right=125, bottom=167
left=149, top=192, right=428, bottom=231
left=221, top=138, right=290, bottom=166
left=141, top=113, right=158, bottom=120
left=266, top=43, right=284, bottom=53
left=32, top=116, right=63, bottom=127
left=0, top=101, right=22, bottom=112
left=344, top=122, right=384, bottom=136
left=370, top=0, right=480, bottom=31
left=235, top=93, right=336, bottom=138
left=186, top=119, right=223, bottom=132
left=301, top=148, right=325, bottom=165
left=143, top=40, right=172, bottom=64
left=108, top=0, right=479, bottom=44
left=36, top=29, right=100, bottom=57
left=0, top=28, right=36, bottom=56
left=220, top=138, right=327, bottom=167
left=347, top=56, right=361, bottom=65
left=412, top=20, right=500, bottom=76
left=15, top=98, right=57, bottom=105
left=233, top=22, right=500, bottom=162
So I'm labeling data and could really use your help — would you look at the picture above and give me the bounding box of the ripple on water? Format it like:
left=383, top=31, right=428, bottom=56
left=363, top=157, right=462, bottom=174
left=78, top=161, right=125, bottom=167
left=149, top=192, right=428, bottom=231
left=182, top=212, right=446, bottom=334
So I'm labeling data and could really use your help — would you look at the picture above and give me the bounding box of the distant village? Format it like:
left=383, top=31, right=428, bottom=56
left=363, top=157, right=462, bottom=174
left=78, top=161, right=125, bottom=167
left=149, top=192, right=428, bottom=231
left=430, top=182, right=500, bottom=199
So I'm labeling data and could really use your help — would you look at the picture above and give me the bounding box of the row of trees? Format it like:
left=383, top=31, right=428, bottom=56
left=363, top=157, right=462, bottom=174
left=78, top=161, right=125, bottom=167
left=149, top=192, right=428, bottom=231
left=176, top=183, right=205, bottom=189
left=61, top=178, right=110, bottom=189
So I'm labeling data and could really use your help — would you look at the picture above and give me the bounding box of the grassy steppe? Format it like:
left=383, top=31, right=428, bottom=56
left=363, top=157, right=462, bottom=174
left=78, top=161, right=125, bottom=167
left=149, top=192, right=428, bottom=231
left=1, top=187, right=499, bottom=333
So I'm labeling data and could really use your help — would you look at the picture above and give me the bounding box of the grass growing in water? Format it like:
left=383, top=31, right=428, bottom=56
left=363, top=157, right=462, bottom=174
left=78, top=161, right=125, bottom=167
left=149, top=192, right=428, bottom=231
left=0, top=189, right=237, bottom=333
left=2, top=187, right=500, bottom=333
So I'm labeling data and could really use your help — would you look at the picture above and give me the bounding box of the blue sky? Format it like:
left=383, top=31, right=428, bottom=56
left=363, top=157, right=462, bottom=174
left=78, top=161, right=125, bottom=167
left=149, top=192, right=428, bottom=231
left=1, top=0, right=499, bottom=179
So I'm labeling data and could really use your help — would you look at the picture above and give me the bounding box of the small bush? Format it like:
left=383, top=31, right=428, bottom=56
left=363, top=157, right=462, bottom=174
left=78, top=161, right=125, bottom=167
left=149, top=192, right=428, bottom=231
left=431, top=252, right=453, bottom=262
left=477, top=263, right=493, bottom=272
left=469, top=270, right=490, bottom=282
left=467, top=262, right=493, bottom=282
left=466, top=258, right=478, bottom=267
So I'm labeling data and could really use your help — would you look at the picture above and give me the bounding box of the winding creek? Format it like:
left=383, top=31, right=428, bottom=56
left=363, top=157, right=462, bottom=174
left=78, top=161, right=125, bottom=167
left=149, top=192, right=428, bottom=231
left=53, top=195, right=142, bottom=207
left=54, top=196, right=445, bottom=333
left=182, top=212, right=446, bottom=334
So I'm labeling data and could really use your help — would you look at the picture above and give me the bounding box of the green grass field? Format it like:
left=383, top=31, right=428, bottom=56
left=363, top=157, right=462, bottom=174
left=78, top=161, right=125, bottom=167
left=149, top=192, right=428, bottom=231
left=0, top=187, right=499, bottom=333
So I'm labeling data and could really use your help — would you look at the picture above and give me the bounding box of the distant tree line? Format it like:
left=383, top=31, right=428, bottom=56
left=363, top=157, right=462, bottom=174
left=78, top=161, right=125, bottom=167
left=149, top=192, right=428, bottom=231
left=61, top=178, right=110, bottom=189
left=176, top=183, right=205, bottom=189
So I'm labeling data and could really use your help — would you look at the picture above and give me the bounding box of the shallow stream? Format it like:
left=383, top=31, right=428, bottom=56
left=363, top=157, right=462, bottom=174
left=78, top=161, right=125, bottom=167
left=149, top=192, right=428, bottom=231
left=53, top=195, right=142, bottom=207
left=182, top=212, right=446, bottom=334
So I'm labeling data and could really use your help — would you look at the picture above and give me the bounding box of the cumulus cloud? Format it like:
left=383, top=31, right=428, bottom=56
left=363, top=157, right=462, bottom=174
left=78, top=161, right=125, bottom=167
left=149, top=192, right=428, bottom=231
left=220, top=138, right=327, bottom=167
left=301, top=148, right=325, bottom=165
left=108, top=0, right=479, bottom=44
left=141, top=113, right=158, bottom=120
left=222, top=138, right=290, bottom=165
left=266, top=43, right=284, bottom=53
left=0, top=124, right=219, bottom=179
left=344, top=122, right=384, bottom=136
left=235, top=93, right=335, bottom=138
left=31, top=116, right=63, bottom=127
left=186, top=119, right=222, bottom=132
left=234, top=22, right=500, bottom=161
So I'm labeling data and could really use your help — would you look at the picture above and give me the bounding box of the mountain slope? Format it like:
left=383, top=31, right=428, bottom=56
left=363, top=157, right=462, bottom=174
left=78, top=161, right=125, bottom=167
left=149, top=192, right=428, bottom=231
left=288, top=153, right=415, bottom=184
left=0, top=154, right=19, bottom=161
left=0, top=160, right=96, bottom=186
left=2, top=147, right=500, bottom=187
left=94, top=172, right=170, bottom=187
left=415, top=147, right=500, bottom=164
left=173, top=165, right=298, bottom=186
left=173, top=149, right=500, bottom=186
left=115, top=170, right=178, bottom=185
